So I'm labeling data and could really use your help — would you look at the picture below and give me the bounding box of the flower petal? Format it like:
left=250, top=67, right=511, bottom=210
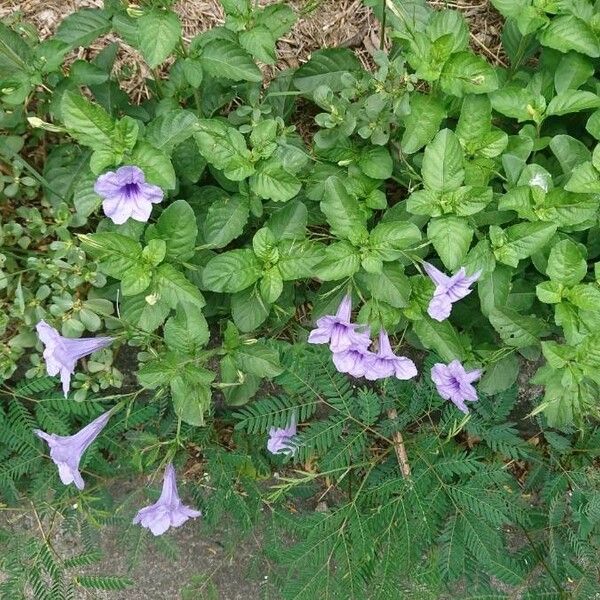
left=427, top=294, right=452, bottom=321
left=423, top=262, right=449, bottom=287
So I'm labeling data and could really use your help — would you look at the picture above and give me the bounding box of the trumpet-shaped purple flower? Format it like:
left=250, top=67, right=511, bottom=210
left=267, top=417, right=297, bottom=455
left=431, top=360, right=482, bottom=414
left=94, top=165, right=163, bottom=225
left=364, top=330, right=418, bottom=381
left=332, top=342, right=373, bottom=378
left=133, top=464, right=201, bottom=536
left=34, top=410, right=112, bottom=490
left=423, top=262, right=481, bottom=322
left=36, top=321, right=113, bottom=397
left=308, top=294, right=371, bottom=353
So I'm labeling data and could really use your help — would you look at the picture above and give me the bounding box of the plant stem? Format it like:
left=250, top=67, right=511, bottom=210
left=387, top=408, right=411, bottom=478
left=380, top=0, right=387, bottom=50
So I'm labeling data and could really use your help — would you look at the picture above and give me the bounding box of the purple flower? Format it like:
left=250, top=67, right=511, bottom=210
left=423, top=262, right=480, bottom=322
left=431, top=360, right=482, bottom=414
left=332, top=343, right=372, bottom=378
left=34, top=411, right=112, bottom=490
left=133, top=464, right=201, bottom=536
left=94, top=165, right=163, bottom=225
left=364, top=330, right=418, bottom=381
left=36, top=321, right=113, bottom=397
left=308, top=294, right=371, bottom=353
left=267, top=417, right=297, bottom=455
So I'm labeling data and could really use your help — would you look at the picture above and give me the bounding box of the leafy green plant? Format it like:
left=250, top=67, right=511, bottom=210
left=2, top=0, right=600, bottom=596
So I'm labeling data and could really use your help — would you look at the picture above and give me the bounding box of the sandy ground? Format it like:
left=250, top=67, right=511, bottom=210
left=0, top=496, right=274, bottom=599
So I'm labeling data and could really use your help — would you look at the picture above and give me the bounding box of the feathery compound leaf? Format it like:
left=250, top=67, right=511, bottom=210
left=76, top=575, right=133, bottom=591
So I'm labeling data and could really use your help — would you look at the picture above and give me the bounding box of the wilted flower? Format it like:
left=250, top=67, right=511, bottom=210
left=34, top=410, right=112, bottom=490
left=267, top=417, right=297, bottom=455
left=133, top=464, right=201, bottom=536
left=308, top=294, right=371, bottom=353
left=431, top=360, right=482, bottom=414
left=94, top=165, right=163, bottom=225
left=36, top=321, right=113, bottom=397
left=423, top=262, right=480, bottom=322
left=364, top=330, right=418, bottom=381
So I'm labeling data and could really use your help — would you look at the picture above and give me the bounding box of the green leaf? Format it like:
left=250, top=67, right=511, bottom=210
left=554, top=52, right=594, bottom=93
left=413, top=318, right=466, bottom=362
left=490, top=0, right=529, bottom=19
left=55, top=9, right=110, bottom=48
left=427, top=10, right=469, bottom=53
left=358, top=146, right=393, bottom=179
left=488, top=307, right=545, bottom=347
left=171, top=365, right=214, bottom=426
left=138, top=10, right=181, bottom=68
left=61, top=91, right=114, bottom=150
left=293, top=48, right=363, bottom=92
left=260, top=267, right=283, bottom=303
left=78, top=233, right=142, bottom=278
left=70, top=61, right=108, bottom=87
left=401, top=93, right=446, bottom=154
left=550, top=135, right=591, bottom=175
left=250, top=159, right=301, bottom=202
left=422, top=129, right=464, bottom=192
left=202, top=249, right=262, bottom=293
left=232, top=343, right=283, bottom=378
left=538, top=15, right=600, bottom=58
left=154, top=263, right=205, bottom=309
left=546, top=90, right=600, bottom=117
left=316, top=241, right=361, bottom=281
left=252, top=227, right=277, bottom=262
left=146, top=200, right=197, bottom=261
left=369, top=221, right=422, bottom=260
left=536, top=280, right=563, bottom=304
left=220, top=355, right=261, bottom=406
left=479, top=354, right=519, bottom=395
left=565, top=161, right=600, bottom=193
left=0, top=22, right=33, bottom=77
left=586, top=110, right=600, bottom=140
left=257, top=3, right=296, bottom=38
left=201, top=38, right=262, bottom=82
left=121, top=263, right=152, bottom=296
left=427, top=216, right=473, bottom=271
left=194, top=120, right=254, bottom=180
left=478, top=265, right=512, bottom=317
left=203, top=194, right=249, bottom=249
left=138, top=353, right=180, bottom=388
left=320, top=177, right=368, bottom=240
left=164, top=307, right=210, bottom=355
left=145, top=110, right=199, bottom=153
left=277, top=239, right=324, bottom=280
left=362, top=263, right=411, bottom=308
left=490, top=85, right=536, bottom=122
left=239, top=25, right=277, bottom=64
left=565, top=283, right=600, bottom=310
left=231, top=287, right=270, bottom=332
left=440, top=51, right=499, bottom=96
left=493, top=222, right=556, bottom=267
left=546, top=239, right=587, bottom=286
left=121, top=293, right=170, bottom=332
left=267, top=200, right=308, bottom=240
left=76, top=575, right=133, bottom=591
left=129, top=142, right=175, bottom=190
left=540, top=188, right=598, bottom=226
